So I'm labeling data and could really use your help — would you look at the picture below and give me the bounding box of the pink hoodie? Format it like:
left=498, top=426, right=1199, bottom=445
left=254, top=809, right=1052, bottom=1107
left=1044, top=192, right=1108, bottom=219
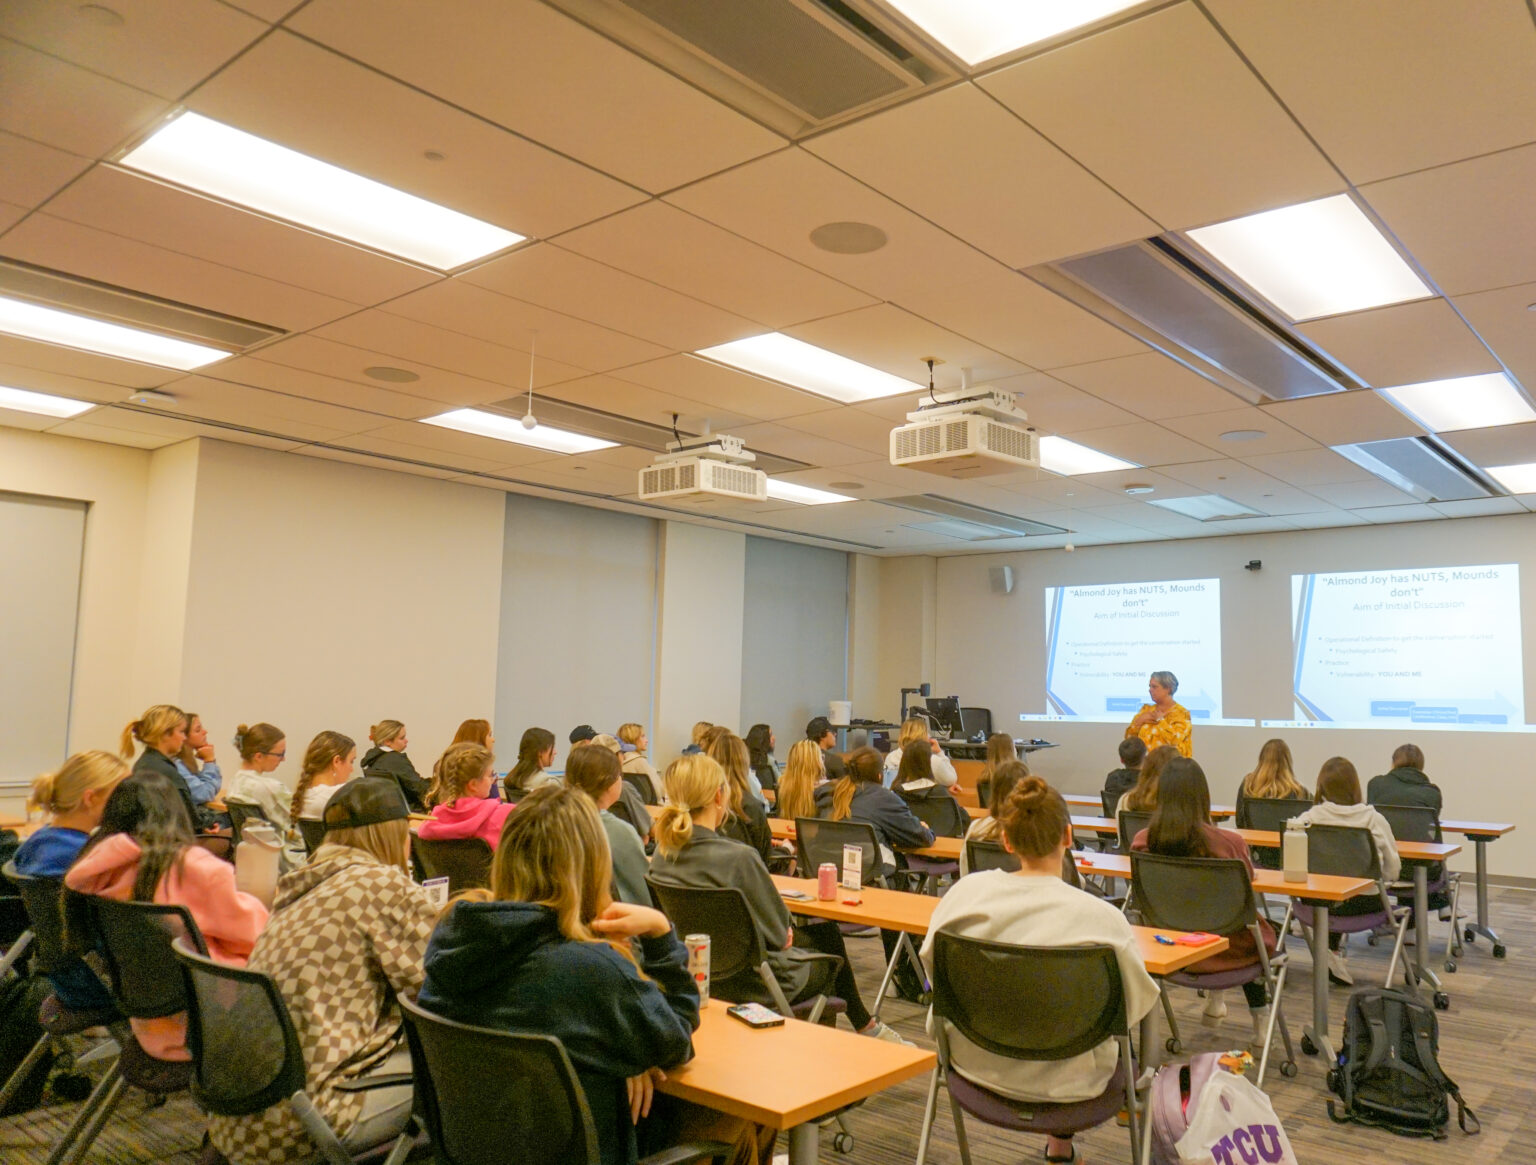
left=416, top=796, right=514, bottom=850
left=65, top=834, right=268, bottom=1060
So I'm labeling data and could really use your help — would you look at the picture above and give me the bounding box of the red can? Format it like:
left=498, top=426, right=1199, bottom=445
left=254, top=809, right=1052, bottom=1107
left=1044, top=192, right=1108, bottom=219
left=685, top=933, right=710, bottom=1003
left=817, top=862, right=838, bottom=901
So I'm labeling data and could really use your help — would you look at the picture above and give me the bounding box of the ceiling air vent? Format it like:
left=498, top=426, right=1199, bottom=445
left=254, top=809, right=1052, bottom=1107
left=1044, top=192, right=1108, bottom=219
left=1333, top=438, right=1494, bottom=503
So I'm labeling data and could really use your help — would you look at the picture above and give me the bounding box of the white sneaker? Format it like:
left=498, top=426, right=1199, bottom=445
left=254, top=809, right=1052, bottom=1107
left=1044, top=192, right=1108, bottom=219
left=1201, top=991, right=1228, bottom=1024
left=1327, top=950, right=1354, bottom=986
left=862, top=1020, right=915, bottom=1046
left=1249, top=1006, right=1270, bottom=1048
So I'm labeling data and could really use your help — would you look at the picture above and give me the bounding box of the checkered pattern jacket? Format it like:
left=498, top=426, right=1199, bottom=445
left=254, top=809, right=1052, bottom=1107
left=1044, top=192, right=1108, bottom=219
left=208, top=844, right=438, bottom=1164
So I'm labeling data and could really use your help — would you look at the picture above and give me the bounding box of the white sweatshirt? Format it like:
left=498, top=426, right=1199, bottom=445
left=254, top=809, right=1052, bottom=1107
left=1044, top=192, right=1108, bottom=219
left=1291, top=800, right=1402, bottom=882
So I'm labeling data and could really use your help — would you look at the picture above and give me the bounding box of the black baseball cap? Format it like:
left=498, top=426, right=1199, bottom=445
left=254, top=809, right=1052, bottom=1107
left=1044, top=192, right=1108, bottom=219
left=806, top=716, right=834, bottom=740
left=323, top=778, right=409, bottom=831
left=569, top=724, right=597, bottom=745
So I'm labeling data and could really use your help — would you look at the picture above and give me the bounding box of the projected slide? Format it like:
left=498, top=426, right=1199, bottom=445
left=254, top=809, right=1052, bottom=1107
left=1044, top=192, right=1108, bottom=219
left=1044, top=579, right=1223, bottom=721
left=1289, top=565, right=1525, bottom=728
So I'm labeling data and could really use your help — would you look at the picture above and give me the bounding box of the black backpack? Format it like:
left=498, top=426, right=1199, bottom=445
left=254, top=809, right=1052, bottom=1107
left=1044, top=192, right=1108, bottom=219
left=1327, top=988, right=1478, bottom=1139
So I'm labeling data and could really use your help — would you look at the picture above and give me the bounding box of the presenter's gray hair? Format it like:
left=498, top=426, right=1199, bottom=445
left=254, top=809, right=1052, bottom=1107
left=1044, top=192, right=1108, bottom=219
left=1150, top=670, right=1179, bottom=695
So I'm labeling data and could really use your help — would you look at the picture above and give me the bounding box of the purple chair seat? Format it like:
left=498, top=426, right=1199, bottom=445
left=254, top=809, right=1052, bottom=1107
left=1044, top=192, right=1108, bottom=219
left=905, top=856, right=959, bottom=876
left=948, top=1058, right=1129, bottom=1137
left=1165, top=965, right=1262, bottom=991
left=1293, top=903, right=1389, bottom=933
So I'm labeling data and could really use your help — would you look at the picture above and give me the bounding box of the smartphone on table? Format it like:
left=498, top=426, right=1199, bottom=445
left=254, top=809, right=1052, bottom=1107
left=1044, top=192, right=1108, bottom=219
left=727, top=1003, right=785, bottom=1028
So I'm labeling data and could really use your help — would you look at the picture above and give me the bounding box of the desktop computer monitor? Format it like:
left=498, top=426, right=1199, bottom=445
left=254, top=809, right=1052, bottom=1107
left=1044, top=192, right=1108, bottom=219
left=925, top=696, right=964, bottom=738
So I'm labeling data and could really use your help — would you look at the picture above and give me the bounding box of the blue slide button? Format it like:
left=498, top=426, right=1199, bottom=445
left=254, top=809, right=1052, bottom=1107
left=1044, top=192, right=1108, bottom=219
left=1409, top=706, right=1459, bottom=724
left=1458, top=713, right=1508, bottom=725
left=1104, top=697, right=1143, bottom=712
left=1369, top=700, right=1415, bottom=718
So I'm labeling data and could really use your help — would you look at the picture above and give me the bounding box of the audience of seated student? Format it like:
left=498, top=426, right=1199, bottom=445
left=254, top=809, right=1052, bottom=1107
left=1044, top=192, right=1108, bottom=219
left=288, top=731, right=355, bottom=823
left=616, top=722, right=662, bottom=803
left=922, top=777, right=1159, bottom=1164
left=565, top=743, right=651, bottom=905
left=450, top=718, right=494, bottom=751
left=650, top=756, right=903, bottom=1044
left=1235, top=738, right=1309, bottom=826
left=960, top=759, right=1029, bottom=876
left=1102, top=737, right=1145, bottom=809
left=418, top=742, right=511, bottom=850
left=1115, top=743, right=1179, bottom=817
left=806, top=716, right=845, bottom=781
left=680, top=720, right=713, bottom=757
left=226, top=722, right=292, bottom=835
left=892, top=740, right=960, bottom=814
left=772, top=740, right=823, bottom=823
left=1131, top=757, right=1279, bottom=1041
left=420, top=785, right=774, bottom=1165
left=15, top=751, right=129, bottom=1015
left=360, top=720, right=426, bottom=813
left=64, top=772, right=268, bottom=1062
left=1367, top=742, right=1442, bottom=815
left=744, top=723, right=778, bottom=799
left=707, top=732, right=772, bottom=864
left=881, top=717, right=959, bottom=790
left=590, top=735, right=654, bottom=844
left=175, top=712, right=224, bottom=810
left=121, top=704, right=213, bottom=833
left=209, top=780, right=435, bottom=1165
left=976, top=733, right=1018, bottom=808
left=1292, top=757, right=1401, bottom=986
left=504, top=726, right=557, bottom=796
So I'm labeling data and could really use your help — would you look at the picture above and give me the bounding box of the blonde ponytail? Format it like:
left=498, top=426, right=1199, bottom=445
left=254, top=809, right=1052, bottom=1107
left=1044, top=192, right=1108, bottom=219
left=121, top=704, right=187, bottom=758
left=30, top=751, right=129, bottom=817
left=655, top=754, right=726, bottom=858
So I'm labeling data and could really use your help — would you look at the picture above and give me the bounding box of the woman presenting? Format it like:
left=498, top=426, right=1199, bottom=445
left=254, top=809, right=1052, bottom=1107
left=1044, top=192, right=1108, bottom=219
left=1125, top=670, right=1192, bottom=758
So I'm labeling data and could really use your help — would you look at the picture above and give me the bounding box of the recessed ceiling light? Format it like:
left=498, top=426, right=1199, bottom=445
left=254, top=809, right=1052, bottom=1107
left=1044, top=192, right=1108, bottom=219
left=1378, top=372, right=1536, bottom=432
left=422, top=408, right=617, bottom=454
left=1185, top=194, right=1431, bottom=321
left=765, top=479, right=854, bottom=505
left=884, top=0, right=1147, bottom=65
left=827, top=481, right=864, bottom=490
left=1487, top=462, right=1536, bottom=493
left=423, top=150, right=446, bottom=163
left=808, top=222, right=888, bottom=254
left=76, top=4, right=124, bottom=26
left=364, top=365, right=421, bottom=383
left=0, top=294, right=229, bottom=369
left=1038, top=435, right=1139, bottom=475
left=0, top=385, right=96, bottom=418
left=695, top=334, right=920, bottom=404
left=1123, top=483, right=1154, bottom=495
left=1219, top=429, right=1267, bottom=442
left=121, top=112, right=524, bottom=271
left=1148, top=494, right=1262, bottom=521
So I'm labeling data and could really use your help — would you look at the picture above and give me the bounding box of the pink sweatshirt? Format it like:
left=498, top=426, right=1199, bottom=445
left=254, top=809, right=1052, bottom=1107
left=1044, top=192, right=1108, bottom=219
left=416, top=796, right=514, bottom=851
left=65, top=833, right=268, bottom=1060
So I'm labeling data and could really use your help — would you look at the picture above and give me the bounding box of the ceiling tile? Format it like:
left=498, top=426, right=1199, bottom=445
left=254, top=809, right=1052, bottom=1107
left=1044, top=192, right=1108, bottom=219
left=1058, top=420, right=1224, bottom=467
left=223, top=0, right=300, bottom=20
left=1204, top=0, right=1536, bottom=183
left=1244, top=448, right=1374, bottom=488
left=1430, top=497, right=1525, bottom=518
left=201, top=357, right=440, bottom=420
left=1051, top=351, right=1243, bottom=419
left=0, top=333, right=180, bottom=389
left=1439, top=422, right=1536, bottom=468
left=154, top=374, right=383, bottom=439
left=980, top=3, right=1342, bottom=230
left=1077, top=501, right=1208, bottom=535
left=500, top=457, right=639, bottom=497
left=1259, top=390, right=1423, bottom=445
left=0, top=200, right=26, bottom=234
left=1171, top=407, right=1319, bottom=456
left=1155, top=458, right=1329, bottom=515
left=462, top=243, right=759, bottom=352
left=0, top=131, right=90, bottom=208
left=774, top=406, right=893, bottom=457
left=1351, top=503, right=1443, bottom=524
left=0, top=0, right=265, bottom=99
left=804, top=82, right=1158, bottom=268
left=345, top=421, right=564, bottom=472
left=1298, top=297, right=1500, bottom=387
left=616, top=354, right=844, bottom=424
left=43, top=416, right=178, bottom=448
left=296, top=443, right=470, bottom=481
left=288, top=0, right=784, bottom=193
left=557, top=202, right=874, bottom=329
left=0, top=38, right=168, bottom=157
left=989, top=372, right=1142, bottom=433
left=0, top=359, right=134, bottom=404
left=538, top=371, right=756, bottom=434
left=1304, top=480, right=1421, bottom=509
left=1362, top=143, right=1536, bottom=296
left=1286, top=510, right=1368, bottom=530
left=1059, top=467, right=1203, bottom=499
left=730, top=422, right=870, bottom=468
left=785, top=303, right=1027, bottom=388
left=1452, top=280, right=1536, bottom=396
left=185, top=31, right=641, bottom=242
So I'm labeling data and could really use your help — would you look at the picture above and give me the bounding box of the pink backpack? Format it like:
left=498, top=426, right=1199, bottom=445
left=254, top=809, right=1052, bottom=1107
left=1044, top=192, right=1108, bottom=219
left=1149, top=1052, right=1223, bottom=1164
left=1149, top=1051, right=1297, bottom=1165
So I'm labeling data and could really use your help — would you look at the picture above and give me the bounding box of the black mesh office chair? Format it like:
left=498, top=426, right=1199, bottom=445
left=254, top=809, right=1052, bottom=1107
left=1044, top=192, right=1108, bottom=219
left=1100, top=790, right=1120, bottom=818
left=958, top=708, right=992, bottom=738
left=1239, top=798, right=1311, bottom=870
left=298, top=818, right=328, bottom=855
left=1117, top=810, right=1152, bottom=854
left=412, top=837, right=493, bottom=895
left=1297, top=825, right=1416, bottom=999
left=399, top=996, right=729, bottom=1165
left=963, top=840, right=1084, bottom=890
left=1375, top=802, right=1463, bottom=971
left=915, top=933, right=1142, bottom=1165
left=793, top=818, right=883, bottom=885
left=225, top=801, right=268, bottom=848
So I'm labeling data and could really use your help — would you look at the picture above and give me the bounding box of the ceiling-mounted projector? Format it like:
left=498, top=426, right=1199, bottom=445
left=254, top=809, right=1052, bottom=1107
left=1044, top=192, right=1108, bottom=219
left=638, top=433, right=767, bottom=505
left=890, top=384, right=1040, bottom=476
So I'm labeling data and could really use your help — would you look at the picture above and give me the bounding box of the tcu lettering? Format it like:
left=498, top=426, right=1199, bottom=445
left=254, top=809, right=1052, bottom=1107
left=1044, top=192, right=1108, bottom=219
left=1210, top=1123, right=1286, bottom=1165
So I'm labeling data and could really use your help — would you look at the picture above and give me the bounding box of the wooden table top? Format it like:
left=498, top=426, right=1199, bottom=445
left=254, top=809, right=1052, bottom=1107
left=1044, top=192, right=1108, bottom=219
left=0, top=814, right=28, bottom=831
left=1440, top=819, right=1515, bottom=837
left=1065, top=793, right=1234, bottom=818
left=1075, top=852, right=1376, bottom=900
left=1069, top=816, right=1461, bottom=860
left=766, top=817, right=964, bottom=861
left=657, top=998, right=935, bottom=1129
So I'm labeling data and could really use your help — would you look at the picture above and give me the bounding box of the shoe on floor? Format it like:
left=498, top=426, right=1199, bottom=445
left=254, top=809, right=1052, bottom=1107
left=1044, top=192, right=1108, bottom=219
left=1327, top=950, right=1354, bottom=986
left=862, top=1020, right=914, bottom=1046
left=1201, top=993, right=1228, bottom=1024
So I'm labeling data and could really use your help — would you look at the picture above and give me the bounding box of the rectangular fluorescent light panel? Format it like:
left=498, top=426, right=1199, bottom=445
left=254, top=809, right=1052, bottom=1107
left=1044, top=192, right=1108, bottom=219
left=1333, top=438, right=1490, bottom=503
left=1148, top=494, right=1262, bottom=521
left=0, top=385, right=95, bottom=418
left=0, top=294, right=230, bottom=370
left=121, top=112, right=524, bottom=271
left=695, top=334, right=920, bottom=403
left=885, top=0, right=1147, bottom=65
left=1185, top=194, right=1431, bottom=321
left=1487, top=462, right=1536, bottom=493
left=1379, top=372, right=1536, bottom=432
left=422, top=409, right=618, bottom=454
left=764, top=478, right=853, bottom=505
left=1038, top=435, right=1138, bottom=475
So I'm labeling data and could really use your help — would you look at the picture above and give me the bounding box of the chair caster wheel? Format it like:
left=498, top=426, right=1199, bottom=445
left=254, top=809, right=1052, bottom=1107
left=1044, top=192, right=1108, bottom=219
left=1165, top=1038, right=1182, bottom=1055
left=1280, top=1061, right=1298, bottom=1079
left=52, top=1073, right=94, bottom=1102
left=1444, top=960, right=1456, bottom=973
left=1365, top=934, right=1378, bottom=946
left=833, top=1132, right=854, bottom=1154
left=1301, top=1035, right=1317, bottom=1056
left=1433, top=992, right=1450, bottom=1010
left=1493, top=944, right=1507, bottom=959
left=1463, top=927, right=1476, bottom=944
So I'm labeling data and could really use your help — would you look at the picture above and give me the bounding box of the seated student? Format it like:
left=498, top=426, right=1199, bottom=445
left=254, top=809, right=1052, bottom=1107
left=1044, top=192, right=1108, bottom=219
left=960, top=759, right=1028, bottom=876
left=565, top=743, right=651, bottom=906
left=418, top=742, right=512, bottom=850
left=1292, top=757, right=1401, bottom=986
left=504, top=726, right=558, bottom=797
left=1235, top=738, right=1309, bottom=826
left=649, top=756, right=902, bottom=1042
left=288, top=731, right=356, bottom=822
left=209, top=780, right=436, bottom=1165
left=589, top=734, right=654, bottom=846
left=616, top=722, right=662, bottom=804
left=1367, top=743, right=1442, bottom=814
left=1103, top=737, right=1145, bottom=809
left=121, top=704, right=215, bottom=834
left=743, top=723, right=778, bottom=799
left=65, top=772, right=268, bottom=1061
left=805, top=716, right=845, bottom=781
left=680, top=721, right=713, bottom=757
left=976, top=733, right=1018, bottom=808
left=706, top=732, right=772, bottom=864
left=881, top=717, right=958, bottom=789
left=1131, top=757, right=1279, bottom=1041
left=1114, top=743, right=1178, bottom=817
left=922, top=777, right=1159, bottom=1164
left=14, top=751, right=129, bottom=1014
left=175, top=712, right=224, bottom=810
left=360, top=720, right=427, bottom=813
left=226, top=722, right=293, bottom=835
left=771, top=740, right=823, bottom=823
left=419, top=785, right=774, bottom=1165
left=450, top=718, right=495, bottom=751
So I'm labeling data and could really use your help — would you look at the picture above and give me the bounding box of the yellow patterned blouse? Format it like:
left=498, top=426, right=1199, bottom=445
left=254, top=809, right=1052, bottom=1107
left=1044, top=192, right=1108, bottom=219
left=1124, top=703, right=1193, bottom=758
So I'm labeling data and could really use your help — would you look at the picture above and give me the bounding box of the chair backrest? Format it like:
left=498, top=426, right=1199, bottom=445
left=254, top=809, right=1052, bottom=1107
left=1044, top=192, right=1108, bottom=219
left=1117, top=809, right=1152, bottom=852
left=931, top=931, right=1127, bottom=1059
left=906, top=795, right=967, bottom=839
left=3, top=859, right=71, bottom=973
left=645, top=879, right=762, bottom=990
left=1100, top=789, right=1119, bottom=818
left=86, top=896, right=207, bottom=1019
left=605, top=795, right=644, bottom=836
left=172, top=936, right=304, bottom=1117
left=412, top=836, right=493, bottom=894
left=1373, top=803, right=1441, bottom=844
left=224, top=801, right=268, bottom=848
left=297, top=818, right=327, bottom=854
left=793, top=817, right=882, bottom=884
left=965, top=839, right=1019, bottom=874
left=620, top=769, right=657, bottom=805
left=1242, top=797, right=1311, bottom=834
left=1304, top=824, right=1384, bottom=881
left=1129, top=852, right=1257, bottom=937
left=958, top=707, right=992, bottom=738
left=400, top=994, right=599, bottom=1165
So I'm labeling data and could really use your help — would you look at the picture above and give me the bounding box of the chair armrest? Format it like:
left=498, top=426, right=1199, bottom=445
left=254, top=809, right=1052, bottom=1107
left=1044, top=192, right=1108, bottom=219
left=639, top=1140, right=734, bottom=1165
left=333, top=1073, right=414, bottom=1092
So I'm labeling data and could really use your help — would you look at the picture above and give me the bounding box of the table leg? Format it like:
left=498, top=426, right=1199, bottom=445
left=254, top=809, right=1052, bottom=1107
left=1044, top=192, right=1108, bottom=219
left=869, top=941, right=902, bottom=1019
left=1413, top=864, right=1443, bottom=994
left=1304, top=904, right=1333, bottom=1063
left=787, top=1120, right=820, bottom=1165
left=1468, top=838, right=1504, bottom=951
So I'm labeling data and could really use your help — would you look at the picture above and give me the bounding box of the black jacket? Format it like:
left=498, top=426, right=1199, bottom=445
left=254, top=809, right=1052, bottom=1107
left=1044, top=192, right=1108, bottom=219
left=133, top=749, right=213, bottom=832
left=360, top=747, right=428, bottom=813
left=719, top=793, right=772, bottom=864
left=1366, top=766, right=1443, bottom=815
left=813, top=782, right=935, bottom=852
left=1102, top=767, right=1140, bottom=806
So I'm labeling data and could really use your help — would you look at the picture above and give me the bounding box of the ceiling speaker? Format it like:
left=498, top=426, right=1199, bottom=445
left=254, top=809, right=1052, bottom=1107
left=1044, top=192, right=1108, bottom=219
left=989, top=565, right=1015, bottom=595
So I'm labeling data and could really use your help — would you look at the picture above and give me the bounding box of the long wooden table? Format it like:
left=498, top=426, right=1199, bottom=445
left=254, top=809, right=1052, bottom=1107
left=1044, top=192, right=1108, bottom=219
left=658, top=997, right=934, bottom=1164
